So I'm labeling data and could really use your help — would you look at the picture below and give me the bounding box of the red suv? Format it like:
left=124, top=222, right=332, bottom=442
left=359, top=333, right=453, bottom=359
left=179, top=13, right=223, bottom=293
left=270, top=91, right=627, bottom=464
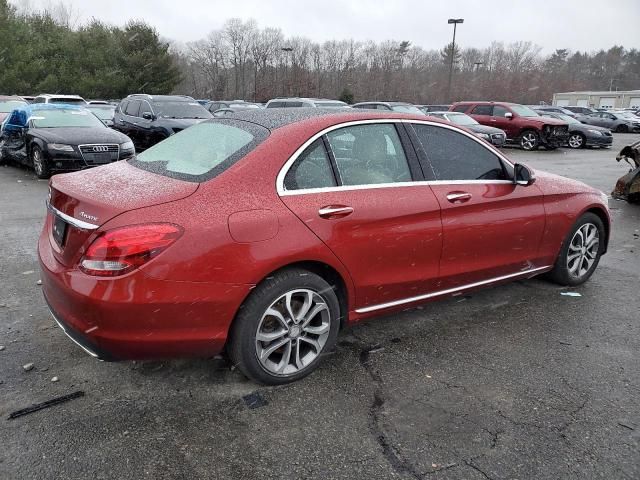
left=450, top=101, right=569, bottom=151
left=39, top=110, right=610, bottom=384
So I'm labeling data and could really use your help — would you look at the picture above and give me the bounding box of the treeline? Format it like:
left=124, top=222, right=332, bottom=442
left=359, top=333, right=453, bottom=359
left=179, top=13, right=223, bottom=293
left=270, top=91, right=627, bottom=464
left=2, top=1, right=639, bottom=105
left=0, top=0, right=180, bottom=98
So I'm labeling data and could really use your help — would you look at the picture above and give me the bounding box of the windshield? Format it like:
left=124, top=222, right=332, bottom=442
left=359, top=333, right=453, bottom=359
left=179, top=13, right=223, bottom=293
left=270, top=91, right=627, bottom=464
left=616, top=112, right=637, bottom=119
left=130, top=120, right=269, bottom=182
left=391, top=105, right=425, bottom=114
left=446, top=113, right=478, bottom=126
left=510, top=105, right=540, bottom=117
left=87, top=106, right=116, bottom=120
left=48, top=98, right=87, bottom=105
left=314, top=102, right=347, bottom=108
left=29, top=108, right=106, bottom=128
left=154, top=101, right=212, bottom=119
left=0, top=100, right=27, bottom=113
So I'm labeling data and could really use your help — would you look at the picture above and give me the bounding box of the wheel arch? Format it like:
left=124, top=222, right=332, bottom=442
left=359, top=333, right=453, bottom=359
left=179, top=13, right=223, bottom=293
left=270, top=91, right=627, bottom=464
left=583, top=206, right=611, bottom=254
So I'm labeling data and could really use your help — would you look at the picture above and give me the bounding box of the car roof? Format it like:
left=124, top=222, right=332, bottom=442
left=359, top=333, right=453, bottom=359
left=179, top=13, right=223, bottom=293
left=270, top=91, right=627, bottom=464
left=353, top=101, right=413, bottom=106
left=221, top=107, right=437, bottom=130
left=126, top=94, right=196, bottom=102
left=268, top=97, right=345, bottom=103
left=36, top=94, right=84, bottom=99
left=0, top=95, right=26, bottom=101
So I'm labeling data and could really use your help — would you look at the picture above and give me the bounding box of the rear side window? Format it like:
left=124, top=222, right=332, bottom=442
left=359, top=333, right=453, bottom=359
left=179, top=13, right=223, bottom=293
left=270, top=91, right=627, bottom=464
left=326, top=124, right=412, bottom=185
left=471, top=105, right=492, bottom=115
left=284, top=139, right=336, bottom=190
left=129, top=120, right=269, bottom=182
left=412, top=124, right=508, bottom=181
left=284, top=102, right=304, bottom=107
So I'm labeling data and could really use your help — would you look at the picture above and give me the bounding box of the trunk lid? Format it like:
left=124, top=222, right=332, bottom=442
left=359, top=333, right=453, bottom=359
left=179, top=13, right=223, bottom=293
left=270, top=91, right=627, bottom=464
left=47, top=161, right=198, bottom=267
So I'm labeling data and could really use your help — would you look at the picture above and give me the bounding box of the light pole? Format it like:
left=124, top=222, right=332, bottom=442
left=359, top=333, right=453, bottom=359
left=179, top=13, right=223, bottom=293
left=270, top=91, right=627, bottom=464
left=446, top=18, right=464, bottom=102
left=281, top=46, right=293, bottom=96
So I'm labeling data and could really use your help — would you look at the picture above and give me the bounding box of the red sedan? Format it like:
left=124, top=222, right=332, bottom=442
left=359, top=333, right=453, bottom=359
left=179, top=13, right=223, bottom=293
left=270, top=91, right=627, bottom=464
left=38, top=110, right=611, bottom=384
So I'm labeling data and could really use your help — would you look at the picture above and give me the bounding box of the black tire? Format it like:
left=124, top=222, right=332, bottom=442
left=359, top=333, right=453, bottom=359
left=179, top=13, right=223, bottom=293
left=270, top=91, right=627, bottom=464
left=31, top=145, right=51, bottom=179
left=519, top=130, right=539, bottom=151
left=228, top=268, right=341, bottom=385
left=615, top=124, right=628, bottom=133
left=567, top=133, right=586, bottom=149
left=547, top=212, right=605, bottom=286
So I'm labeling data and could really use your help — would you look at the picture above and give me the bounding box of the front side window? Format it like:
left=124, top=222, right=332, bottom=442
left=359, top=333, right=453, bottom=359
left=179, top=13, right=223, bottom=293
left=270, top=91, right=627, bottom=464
left=412, top=124, right=508, bottom=181
left=492, top=105, right=510, bottom=117
left=125, top=100, right=141, bottom=117
left=452, top=105, right=468, bottom=113
left=509, top=105, right=539, bottom=117
left=284, top=139, right=336, bottom=190
left=326, top=124, right=412, bottom=186
left=130, top=120, right=269, bottom=182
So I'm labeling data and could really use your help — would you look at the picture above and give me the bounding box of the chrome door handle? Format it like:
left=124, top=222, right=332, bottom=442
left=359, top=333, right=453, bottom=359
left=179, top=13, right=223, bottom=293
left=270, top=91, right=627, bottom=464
left=318, top=206, right=354, bottom=219
left=446, top=192, right=472, bottom=203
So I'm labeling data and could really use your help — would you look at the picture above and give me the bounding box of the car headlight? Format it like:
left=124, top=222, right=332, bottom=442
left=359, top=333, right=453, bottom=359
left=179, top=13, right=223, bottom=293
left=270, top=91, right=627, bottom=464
left=48, top=143, right=75, bottom=152
left=587, top=129, right=603, bottom=135
left=477, top=133, right=490, bottom=139
left=121, top=140, right=135, bottom=151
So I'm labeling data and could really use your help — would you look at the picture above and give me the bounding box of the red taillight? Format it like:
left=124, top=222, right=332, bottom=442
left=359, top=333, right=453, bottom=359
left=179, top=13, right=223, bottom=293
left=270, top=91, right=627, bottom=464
left=79, top=223, right=183, bottom=277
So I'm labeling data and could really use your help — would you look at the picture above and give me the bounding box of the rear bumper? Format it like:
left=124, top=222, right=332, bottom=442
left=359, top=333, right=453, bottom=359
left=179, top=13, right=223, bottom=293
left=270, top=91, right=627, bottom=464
left=38, top=229, right=252, bottom=361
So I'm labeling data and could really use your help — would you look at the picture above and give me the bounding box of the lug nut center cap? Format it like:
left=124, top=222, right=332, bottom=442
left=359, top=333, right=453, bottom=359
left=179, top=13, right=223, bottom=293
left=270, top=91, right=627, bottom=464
left=289, top=325, right=301, bottom=338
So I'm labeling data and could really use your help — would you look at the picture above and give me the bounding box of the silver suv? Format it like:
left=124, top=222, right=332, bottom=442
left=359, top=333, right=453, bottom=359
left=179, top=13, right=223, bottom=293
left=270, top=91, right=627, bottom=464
left=33, top=94, right=87, bottom=106
left=265, top=98, right=348, bottom=108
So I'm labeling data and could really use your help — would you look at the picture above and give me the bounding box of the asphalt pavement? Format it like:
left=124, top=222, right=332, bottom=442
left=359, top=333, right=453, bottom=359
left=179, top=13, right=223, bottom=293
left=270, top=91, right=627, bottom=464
left=1, top=135, right=639, bottom=479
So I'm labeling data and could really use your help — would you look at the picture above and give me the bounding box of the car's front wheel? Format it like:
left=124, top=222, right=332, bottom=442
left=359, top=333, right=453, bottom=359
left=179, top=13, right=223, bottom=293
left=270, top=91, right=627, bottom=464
left=519, top=130, right=539, bottom=151
left=568, top=133, right=585, bottom=149
left=228, top=268, right=341, bottom=385
left=32, top=145, right=51, bottom=179
left=548, top=212, right=605, bottom=286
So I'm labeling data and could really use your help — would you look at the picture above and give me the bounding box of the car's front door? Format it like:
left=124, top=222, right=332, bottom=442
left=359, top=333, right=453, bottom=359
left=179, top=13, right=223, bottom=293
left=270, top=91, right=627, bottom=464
left=489, top=105, right=518, bottom=138
left=137, top=100, right=155, bottom=150
left=279, top=122, right=443, bottom=311
left=409, top=121, right=547, bottom=288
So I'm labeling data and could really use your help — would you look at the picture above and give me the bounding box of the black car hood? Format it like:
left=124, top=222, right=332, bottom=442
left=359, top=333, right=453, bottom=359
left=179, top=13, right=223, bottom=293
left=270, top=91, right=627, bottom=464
left=464, top=124, right=505, bottom=135
left=31, top=127, right=130, bottom=145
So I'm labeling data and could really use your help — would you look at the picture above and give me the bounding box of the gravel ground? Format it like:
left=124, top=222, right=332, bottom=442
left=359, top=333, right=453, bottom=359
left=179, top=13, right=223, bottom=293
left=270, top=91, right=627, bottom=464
left=1, top=134, right=639, bottom=479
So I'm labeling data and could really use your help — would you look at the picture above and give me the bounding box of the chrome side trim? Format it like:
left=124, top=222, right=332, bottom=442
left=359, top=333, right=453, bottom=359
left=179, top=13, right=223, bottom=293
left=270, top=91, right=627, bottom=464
left=355, top=266, right=551, bottom=314
left=49, top=309, right=100, bottom=359
left=276, top=118, right=515, bottom=196
left=46, top=201, right=100, bottom=230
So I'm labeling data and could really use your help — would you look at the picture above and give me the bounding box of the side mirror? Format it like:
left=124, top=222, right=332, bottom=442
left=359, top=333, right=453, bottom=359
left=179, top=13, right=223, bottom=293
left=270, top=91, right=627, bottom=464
left=142, top=112, right=154, bottom=120
left=504, top=112, right=513, bottom=119
left=514, top=163, right=536, bottom=186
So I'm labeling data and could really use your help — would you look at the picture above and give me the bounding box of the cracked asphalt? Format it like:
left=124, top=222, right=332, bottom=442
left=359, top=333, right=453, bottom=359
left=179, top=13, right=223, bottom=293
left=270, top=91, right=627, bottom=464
left=1, top=135, right=639, bottom=479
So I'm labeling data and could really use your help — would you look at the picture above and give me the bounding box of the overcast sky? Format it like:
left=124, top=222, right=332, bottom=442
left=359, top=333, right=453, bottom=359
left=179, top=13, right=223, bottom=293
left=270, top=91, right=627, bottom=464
left=13, top=0, right=640, bottom=53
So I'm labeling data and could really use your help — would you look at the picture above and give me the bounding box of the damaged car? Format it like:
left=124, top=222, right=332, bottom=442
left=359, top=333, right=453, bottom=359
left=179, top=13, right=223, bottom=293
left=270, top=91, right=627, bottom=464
left=613, top=140, right=640, bottom=203
left=0, top=104, right=134, bottom=178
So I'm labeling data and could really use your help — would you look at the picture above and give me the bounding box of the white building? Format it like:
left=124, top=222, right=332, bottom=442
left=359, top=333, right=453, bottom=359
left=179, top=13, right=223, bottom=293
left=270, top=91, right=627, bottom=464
left=552, top=90, right=640, bottom=109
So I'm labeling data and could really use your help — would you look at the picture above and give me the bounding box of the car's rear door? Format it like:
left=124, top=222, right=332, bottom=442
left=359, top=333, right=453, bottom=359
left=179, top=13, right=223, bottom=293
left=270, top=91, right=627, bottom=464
left=409, top=121, right=547, bottom=288
left=279, top=121, right=443, bottom=312
left=122, top=100, right=142, bottom=148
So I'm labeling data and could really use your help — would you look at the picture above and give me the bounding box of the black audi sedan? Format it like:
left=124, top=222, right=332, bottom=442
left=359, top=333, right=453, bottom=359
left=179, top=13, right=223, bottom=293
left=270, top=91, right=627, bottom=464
left=0, top=104, right=134, bottom=178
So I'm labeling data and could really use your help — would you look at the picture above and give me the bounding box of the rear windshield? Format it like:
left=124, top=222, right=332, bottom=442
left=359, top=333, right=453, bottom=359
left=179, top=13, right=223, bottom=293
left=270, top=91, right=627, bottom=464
left=129, top=120, right=269, bottom=182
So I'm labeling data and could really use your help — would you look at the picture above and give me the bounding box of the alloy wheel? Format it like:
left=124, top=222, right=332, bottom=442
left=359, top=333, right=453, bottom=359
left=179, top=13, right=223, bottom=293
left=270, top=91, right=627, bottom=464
left=255, top=289, right=331, bottom=377
left=33, top=149, right=44, bottom=176
left=566, top=223, right=600, bottom=279
left=521, top=133, right=537, bottom=150
left=568, top=134, right=584, bottom=149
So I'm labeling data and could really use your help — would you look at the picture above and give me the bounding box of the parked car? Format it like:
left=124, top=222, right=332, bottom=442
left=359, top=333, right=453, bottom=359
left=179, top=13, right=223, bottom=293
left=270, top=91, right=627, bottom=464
left=265, top=98, right=349, bottom=108
left=427, top=111, right=507, bottom=147
left=613, top=140, right=640, bottom=203
left=529, top=105, right=577, bottom=118
left=39, top=109, right=610, bottom=385
left=579, top=111, right=640, bottom=133
left=539, top=112, right=612, bottom=149
left=87, top=104, right=116, bottom=127
left=451, top=101, right=569, bottom=151
left=416, top=104, right=451, bottom=113
left=352, top=101, right=425, bottom=114
left=206, top=100, right=261, bottom=114
left=0, top=95, right=28, bottom=124
left=113, top=94, right=212, bottom=151
left=20, top=96, right=36, bottom=103
left=0, top=104, right=134, bottom=178
left=563, top=106, right=598, bottom=116
left=33, top=94, right=87, bottom=105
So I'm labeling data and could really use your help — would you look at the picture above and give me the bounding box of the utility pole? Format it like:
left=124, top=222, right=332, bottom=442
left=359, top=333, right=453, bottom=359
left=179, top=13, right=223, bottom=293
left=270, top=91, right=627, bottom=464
left=447, top=18, right=464, bottom=102
left=281, top=47, right=293, bottom=97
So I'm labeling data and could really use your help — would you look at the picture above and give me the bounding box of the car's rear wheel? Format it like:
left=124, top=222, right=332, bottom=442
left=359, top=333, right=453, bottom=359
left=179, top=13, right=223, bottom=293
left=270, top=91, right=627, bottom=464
left=568, top=133, right=585, bottom=149
left=228, top=268, right=341, bottom=385
left=548, top=212, right=605, bottom=286
left=32, top=145, right=51, bottom=179
left=519, top=130, right=539, bottom=151
left=616, top=124, right=628, bottom=133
